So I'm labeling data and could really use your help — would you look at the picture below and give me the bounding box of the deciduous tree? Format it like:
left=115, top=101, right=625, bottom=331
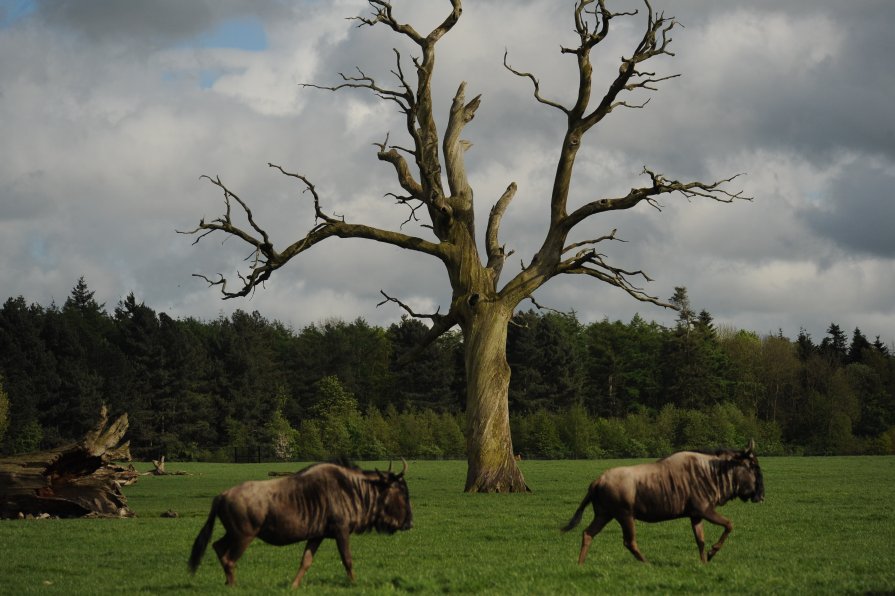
left=183, top=1, right=747, bottom=491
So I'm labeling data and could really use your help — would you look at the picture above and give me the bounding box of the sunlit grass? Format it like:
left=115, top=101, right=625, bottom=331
left=0, top=457, right=893, bottom=594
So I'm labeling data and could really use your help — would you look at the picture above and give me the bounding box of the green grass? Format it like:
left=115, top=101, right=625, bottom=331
left=1, top=457, right=893, bottom=594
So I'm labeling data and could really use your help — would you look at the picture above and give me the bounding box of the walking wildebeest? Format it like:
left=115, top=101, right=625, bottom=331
left=188, top=460, right=412, bottom=588
left=562, top=440, right=764, bottom=564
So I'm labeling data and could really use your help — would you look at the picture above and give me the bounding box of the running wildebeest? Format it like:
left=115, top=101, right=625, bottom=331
left=188, top=460, right=412, bottom=588
left=562, top=440, right=764, bottom=564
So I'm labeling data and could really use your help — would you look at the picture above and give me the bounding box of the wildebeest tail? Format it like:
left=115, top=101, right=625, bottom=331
left=188, top=495, right=220, bottom=574
left=561, top=485, right=596, bottom=532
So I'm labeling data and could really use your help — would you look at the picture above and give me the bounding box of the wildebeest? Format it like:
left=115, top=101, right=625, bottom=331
left=562, top=440, right=764, bottom=564
left=188, top=460, right=412, bottom=588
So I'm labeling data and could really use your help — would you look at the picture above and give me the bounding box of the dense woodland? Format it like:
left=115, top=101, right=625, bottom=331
left=0, top=278, right=893, bottom=460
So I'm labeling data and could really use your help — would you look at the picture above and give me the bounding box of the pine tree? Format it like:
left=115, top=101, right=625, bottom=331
left=848, top=327, right=872, bottom=364
left=820, top=323, right=848, bottom=365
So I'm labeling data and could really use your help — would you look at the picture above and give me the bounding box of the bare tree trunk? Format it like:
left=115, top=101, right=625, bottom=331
left=463, top=302, right=528, bottom=492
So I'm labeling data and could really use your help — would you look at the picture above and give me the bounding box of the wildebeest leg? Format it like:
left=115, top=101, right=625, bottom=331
left=334, top=526, right=355, bottom=582
left=213, top=533, right=252, bottom=586
left=578, top=512, right=611, bottom=565
left=701, top=508, right=733, bottom=561
left=290, top=537, right=322, bottom=589
left=691, top=517, right=707, bottom=563
left=619, top=514, right=647, bottom=563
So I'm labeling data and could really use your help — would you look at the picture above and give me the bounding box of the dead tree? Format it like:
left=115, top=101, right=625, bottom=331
left=183, top=0, right=748, bottom=492
left=0, top=406, right=137, bottom=518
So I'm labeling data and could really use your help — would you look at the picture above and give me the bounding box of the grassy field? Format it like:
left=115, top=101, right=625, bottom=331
left=1, top=456, right=893, bottom=594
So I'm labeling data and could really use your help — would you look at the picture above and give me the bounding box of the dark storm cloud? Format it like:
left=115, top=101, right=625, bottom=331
left=803, top=160, right=895, bottom=258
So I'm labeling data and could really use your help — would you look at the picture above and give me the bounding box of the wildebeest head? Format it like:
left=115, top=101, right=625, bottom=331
left=731, top=439, right=765, bottom=503
left=369, top=459, right=413, bottom=534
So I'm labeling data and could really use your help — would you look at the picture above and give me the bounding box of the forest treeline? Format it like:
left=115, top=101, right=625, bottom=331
left=0, top=278, right=893, bottom=460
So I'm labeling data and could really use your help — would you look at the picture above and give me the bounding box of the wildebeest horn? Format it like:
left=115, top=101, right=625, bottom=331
left=746, top=438, right=755, bottom=453
left=399, top=457, right=408, bottom=477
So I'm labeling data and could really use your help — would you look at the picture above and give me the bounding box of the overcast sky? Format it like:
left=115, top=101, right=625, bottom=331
left=1, top=0, right=893, bottom=345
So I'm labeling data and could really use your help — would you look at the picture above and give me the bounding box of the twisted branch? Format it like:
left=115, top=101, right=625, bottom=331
left=180, top=167, right=444, bottom=299
left=377, top=290, right=458, bottom=365
left=566, top=168, right=750, bottom=229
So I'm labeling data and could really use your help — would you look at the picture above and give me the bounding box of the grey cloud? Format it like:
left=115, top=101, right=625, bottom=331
left=1, top=0, right=894, bottom=345
left=802, top=160, right=895, bottom=258
left=33, top=0, right=291, bottom=48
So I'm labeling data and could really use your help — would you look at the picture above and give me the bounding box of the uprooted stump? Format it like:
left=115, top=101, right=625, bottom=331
left=0, top=406, right=137, bottom=519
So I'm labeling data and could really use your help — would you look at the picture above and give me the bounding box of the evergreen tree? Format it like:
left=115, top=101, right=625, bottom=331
left=661, top=290, right=728, bottom=409
left=113, top=292, right=165, bottom=456
left=40, top=278, right=117, bottom=444
left=387, top=316, right=461, bottom=411
left=819, top=323, right=848, bottom=365
left=289, top=318, right=391, bottom=413
left=669, top=286, right=695, bottom=332
left=64, top=276, right=104, bottom=315
left=1, top=283, right=892, bottom=458
left=848, top=327, right=872, bottom=364
left=0, top=297, right=58, bottom=451
left=796, top=328, right=815, bottom=361
left=507, top=310, right=584, bottom=412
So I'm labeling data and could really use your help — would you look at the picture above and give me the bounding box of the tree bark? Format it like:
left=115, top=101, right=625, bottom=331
left=0, top=406, right=136, bottom=518
left=462, top=301, right=529, bottom=492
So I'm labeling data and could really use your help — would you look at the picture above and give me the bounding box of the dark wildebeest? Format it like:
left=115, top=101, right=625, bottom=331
left=562, top=440, right=764, bottom=564
left=188, top=460, right=412, bottom=588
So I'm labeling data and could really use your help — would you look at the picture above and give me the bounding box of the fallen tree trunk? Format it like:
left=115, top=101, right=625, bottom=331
left=0, top=406, right=137, bottom=518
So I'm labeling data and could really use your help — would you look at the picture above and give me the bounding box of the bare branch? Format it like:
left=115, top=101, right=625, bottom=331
left=267, top=163, right=339, bottom=224
left=443, top=82, right=481, bottom=202
left=377, top=290, right=441, bottom=321
left=374, top=135, right=423, bottom=199
left=536, top=0, right=681, bottom=132
left=350, top=1, right=425, bottom=45
left=385, top=192, right=425, bottom=229
left=558, top=247, right=674, bottom=309
left=302, top=66, right=410, bottom=113
left=199, top=175, right=272, bottom=248
left=486, top=182, right=517, bottom=282
left=503, top=50, right=569, bottom=114
left=349, top=0, right=462, bottom=47
left=527, top=295, right=567, bottom=315
left=181, top=167, right=445, bottom=299
left=566, top=168, right=751, bottom=229
left=562, top=228, right=624, bottom=254
left=377, top=290, right=458, bottom=366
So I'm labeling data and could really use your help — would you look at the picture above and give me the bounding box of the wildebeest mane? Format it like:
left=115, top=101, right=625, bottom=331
left=683, top=447, right=741, bottom=458
left=292, top=457, right=361, bottom=476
